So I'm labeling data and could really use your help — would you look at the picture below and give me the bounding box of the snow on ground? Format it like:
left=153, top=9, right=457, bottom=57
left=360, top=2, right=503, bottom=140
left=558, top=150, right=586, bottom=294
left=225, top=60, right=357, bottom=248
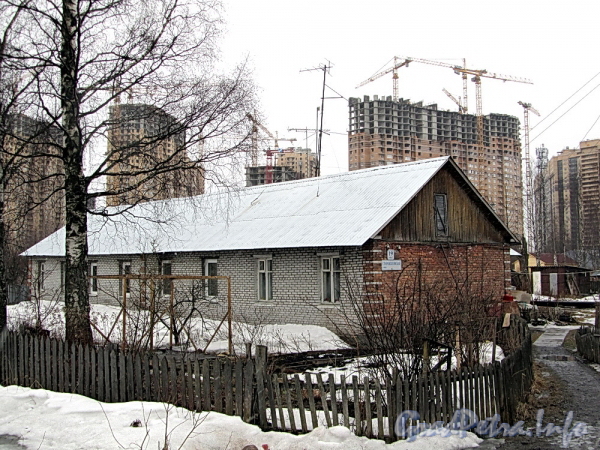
left=532, top=294, right=600, bottom=303
left=6, top=300, right=348, bottom=355
left=0, top=386, right=483, bottom=449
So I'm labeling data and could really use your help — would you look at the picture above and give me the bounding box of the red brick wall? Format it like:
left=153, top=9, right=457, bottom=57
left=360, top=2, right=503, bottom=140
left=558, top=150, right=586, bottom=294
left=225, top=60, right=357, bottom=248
left=362, top=240, right=510, bottom=304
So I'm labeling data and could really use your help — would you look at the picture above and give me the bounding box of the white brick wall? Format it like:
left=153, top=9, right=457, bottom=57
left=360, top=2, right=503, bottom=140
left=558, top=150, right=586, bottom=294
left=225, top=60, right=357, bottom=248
left=30, top=246, right=364, bottom=332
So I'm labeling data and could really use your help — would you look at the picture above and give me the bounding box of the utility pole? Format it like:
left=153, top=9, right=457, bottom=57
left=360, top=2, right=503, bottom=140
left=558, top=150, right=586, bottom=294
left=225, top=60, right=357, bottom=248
left=301, top=61, right=333, bottom=177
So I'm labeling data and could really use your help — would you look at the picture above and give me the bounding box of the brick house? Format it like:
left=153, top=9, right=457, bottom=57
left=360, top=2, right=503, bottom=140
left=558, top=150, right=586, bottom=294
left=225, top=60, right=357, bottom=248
left=24, top=157, right=518, bottom=333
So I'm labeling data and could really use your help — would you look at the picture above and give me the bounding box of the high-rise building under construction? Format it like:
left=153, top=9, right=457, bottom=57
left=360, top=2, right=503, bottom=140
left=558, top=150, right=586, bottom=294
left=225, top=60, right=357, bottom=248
left=106, top=104, right=204, bottom=207
left=348, top=95, right=523, bottom=237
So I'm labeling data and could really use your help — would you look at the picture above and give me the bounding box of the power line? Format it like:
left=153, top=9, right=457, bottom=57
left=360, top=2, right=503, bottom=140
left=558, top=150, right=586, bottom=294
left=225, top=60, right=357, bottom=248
left=531, top=81, right=600, bottom=143
left=531, top=69, right=600, bottom=131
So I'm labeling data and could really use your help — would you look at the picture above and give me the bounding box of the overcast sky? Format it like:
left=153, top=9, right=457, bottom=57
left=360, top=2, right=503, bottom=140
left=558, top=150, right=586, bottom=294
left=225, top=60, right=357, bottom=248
left=220, top=0, right=600, bottom=175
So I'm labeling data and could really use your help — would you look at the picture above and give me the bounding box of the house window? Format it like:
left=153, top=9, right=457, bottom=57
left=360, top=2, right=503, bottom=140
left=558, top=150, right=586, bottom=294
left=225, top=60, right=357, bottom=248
left=119, top=261, right=131, bottom=297
left=257, top=258, right=273, bottom=301
left=90, top=262, right=98, bottom=295
left=434, top=194, right=448, bottom=237
left=205, top=259, right=218, bottom=298
left=37, top=261, right=45, bottom=293
left=161, top=260, right=172, bottom=296
left=321, top=256, right=341, bottom=303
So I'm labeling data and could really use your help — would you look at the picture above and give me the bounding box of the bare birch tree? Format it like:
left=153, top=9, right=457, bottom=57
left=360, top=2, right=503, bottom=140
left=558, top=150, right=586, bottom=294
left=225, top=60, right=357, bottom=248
left=9, top=0, right=255, bottom=342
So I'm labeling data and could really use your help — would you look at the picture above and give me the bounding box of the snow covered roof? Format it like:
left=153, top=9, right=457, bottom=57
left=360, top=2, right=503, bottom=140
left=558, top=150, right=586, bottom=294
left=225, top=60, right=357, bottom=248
left=24, top=157, right=514, bottom=257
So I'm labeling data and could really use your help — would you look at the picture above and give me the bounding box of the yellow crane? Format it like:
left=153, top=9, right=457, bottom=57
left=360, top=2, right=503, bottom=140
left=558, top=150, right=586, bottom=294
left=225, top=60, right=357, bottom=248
left=355, top=56, right=411, bottom=102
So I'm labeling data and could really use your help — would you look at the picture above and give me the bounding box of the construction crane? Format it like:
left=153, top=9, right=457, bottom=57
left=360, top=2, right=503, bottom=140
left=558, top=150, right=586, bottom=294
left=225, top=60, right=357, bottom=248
left=518, top=101, right=541, bottom=247
left=442, top=88, right=465, bottom=114
left=355, top=56, right=411, bottom=102
left=264, top=148, right=297, bottom=184
left=246, top=113, right=296, bottom=167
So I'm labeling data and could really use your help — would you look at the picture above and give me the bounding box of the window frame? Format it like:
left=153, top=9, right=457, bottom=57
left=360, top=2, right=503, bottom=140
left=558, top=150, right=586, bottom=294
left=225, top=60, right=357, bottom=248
left=160, top=260, right=172, bottom=297
left=118, top=261, right=132, bottom=297
left=36, top=260, right=46, bottom=293
left=434, top=193, right=449, bottom=237
left=321, top=256, right=341, bottom=303
left=257, top=258, right=273, bottom=301
left=204, top=259, right=218, bottom=299
left=89, top=262, right=98, bottom=296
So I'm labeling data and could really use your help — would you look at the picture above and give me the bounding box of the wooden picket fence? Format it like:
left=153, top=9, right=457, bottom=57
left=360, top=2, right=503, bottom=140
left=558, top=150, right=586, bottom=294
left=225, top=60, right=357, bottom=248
left=0, top=315, right=532, bottom=442
left=576, top=326, right=600, bottom=363
left=0, top=333, right=258, bottom=421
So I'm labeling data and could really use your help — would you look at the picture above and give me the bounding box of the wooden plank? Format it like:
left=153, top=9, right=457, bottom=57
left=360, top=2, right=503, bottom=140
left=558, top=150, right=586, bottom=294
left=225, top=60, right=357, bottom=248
left=203, top=359, right=211, bottom=412
left=386, top=377, right=394, bottom=440
left=214, top=360, right=223, bottom=413
left=166, top=357, right=177, bottom=406
left=194, top=359, right=202, bottom=412
left=281, top=373, right=296, bottom=432
left=90, top=347, right=97, bottom=400
left=134, top=353, right=142, bottom=401
left=304, top=373, right=318, bottom=430
left=33, top=336, right=40, bottom=388
left=474, top=365, right=481, bottom=419
left=104, top=347, right=111, bottom=403
left=353, top=375, right=361, bottom=436
left=328, top=374, right=338, bottom=427
left=187, top=359, right=195, bottom=411
left=294, top=374, right=308, bottom=432
left=374, top=378, right=384, bottom=439
left=78, top=344, right=84, bottom=396
left=234, top=360, right=243, bottom=416
left=340, top=375, right=349, bottom=428
left=110, top=350, right=118, bottom=402
left=316, top=373, right=331, bottom=428
left=160, top=357, right=169, bottom=403
left=83, top=345, right=90, bottom=397
left=255, top=348, right=267, bottom=429
left=18, top=334, right=25, bottom=386
left=265, top=367, right=277, bottom=429
left=71, top=343, right=77, bottom=394
left=437, top=370, right=446, bottom=423
left=242, top=359, right=254, bottom=422
left=126, top=352, right=134, bottom=402
left=97, top=346, right=105, bottom=401
left=363, top=376, right=372, bottom=438
left=273, top=374, right=285, bottom=430
left=151, top=354, right=160, bottom=403
left=179, top=358, right=187, bottom=409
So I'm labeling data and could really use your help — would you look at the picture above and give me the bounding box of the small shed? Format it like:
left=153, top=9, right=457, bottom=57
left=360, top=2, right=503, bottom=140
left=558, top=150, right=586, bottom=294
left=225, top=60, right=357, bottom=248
left=530, top=265, right=591, bottom=297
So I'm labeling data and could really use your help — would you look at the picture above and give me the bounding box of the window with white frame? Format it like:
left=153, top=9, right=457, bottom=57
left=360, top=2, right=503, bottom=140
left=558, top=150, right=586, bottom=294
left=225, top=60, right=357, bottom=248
left=321, top=256, right=341, bottom=303
left=257, top=258, right=273, bottom=301
left=37, top=261, right=45, bottom=293
left=204, top=259, right=218, bottom=298
left=161, top=260, right=172, bottom=296
left=89, top=262, right=98, bottom=295
left=118, top=261, right=131, bottom=297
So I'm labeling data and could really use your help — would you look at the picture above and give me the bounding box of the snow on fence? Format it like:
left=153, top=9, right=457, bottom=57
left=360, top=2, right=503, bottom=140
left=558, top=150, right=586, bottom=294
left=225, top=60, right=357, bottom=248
left=576, top=326, right=600, bottom=363
left=0, top=316, right=532, bottom=442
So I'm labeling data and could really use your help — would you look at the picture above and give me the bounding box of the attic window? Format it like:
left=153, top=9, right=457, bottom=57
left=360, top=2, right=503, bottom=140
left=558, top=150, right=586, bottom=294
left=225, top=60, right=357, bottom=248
left=434, top=194, right=448, bottom=237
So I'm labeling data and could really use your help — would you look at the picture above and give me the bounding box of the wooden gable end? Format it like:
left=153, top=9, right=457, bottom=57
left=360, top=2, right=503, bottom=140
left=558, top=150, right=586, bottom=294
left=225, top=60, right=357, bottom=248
left=380, top=165, right=513, bottom=244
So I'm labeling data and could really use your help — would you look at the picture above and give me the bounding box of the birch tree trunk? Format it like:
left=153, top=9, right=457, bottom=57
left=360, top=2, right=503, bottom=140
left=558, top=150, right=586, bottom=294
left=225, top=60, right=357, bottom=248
left=61, top=0, right=92, bottom=343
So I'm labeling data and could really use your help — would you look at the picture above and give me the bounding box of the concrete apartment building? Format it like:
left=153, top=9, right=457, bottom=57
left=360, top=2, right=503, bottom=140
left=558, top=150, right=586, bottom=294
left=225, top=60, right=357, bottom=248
left=348, top=96, right=523, bottom=237
left=4, top=114, right=65, bottom=254
left=544, top=141, right=600, bottom=265
left=106, top=104, right=204, bottom=206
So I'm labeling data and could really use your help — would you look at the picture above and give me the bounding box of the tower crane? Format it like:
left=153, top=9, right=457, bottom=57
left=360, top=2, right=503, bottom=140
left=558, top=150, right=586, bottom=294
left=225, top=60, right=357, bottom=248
left=246, top=113, right=296, bottom=168
left=442, top=88, right=465, bottom=114
left=518, top=101, right=541, bottom=247
left=246, top=113, right=297, bottom=183
left=355, top=56, right=411, bottom=102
